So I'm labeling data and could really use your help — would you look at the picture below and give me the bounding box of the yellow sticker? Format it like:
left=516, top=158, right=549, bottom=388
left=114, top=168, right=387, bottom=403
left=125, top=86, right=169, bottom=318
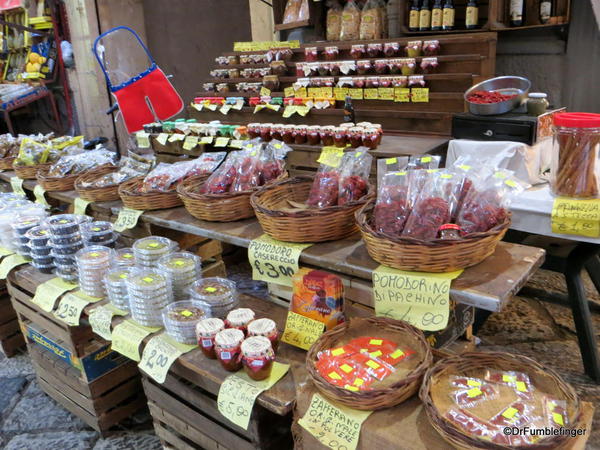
left=33, top=184, right=49, bottom=207
left=385, top=158, right=398, bottom=165
left=168, top=133, right=185, bottom=142
left=281, top=311, right=325, bottom=350
left=353, top=378, right=364, bottom=387
left=282, top=105, right=297, bottom=118
left=466, top=387, right=482, bottom=398
left=551, top=198, right=600, bottom=238
left=204, top=286, right=217, bottom=293
left=328, top=371, right=342, bottom=380
left=155, top=133, right=169, bottom=146
left=73, top=197, right=91, bottom=215
left=364, top=88, right=379, bottom=100
left=345, top=385, right=359, bottom=392
left=466, top=379, right=481, bottom=387
left=10, top=177, right=25, bottom=196
left=229, top=139, right=244, bottom=149
left=372, top=266, right=462, bottom=331
left=421, top=156, right=432, bottom=163
left=0, top=254, right=27, bottom=280
left=295, top=105, right=310, bottom=117
left=191, top=103, right=203, bottom=112
left=53, top=290, right=102, bottom=326
left=321, top=87, right=333, bottom=98
left=378, top=87, right=394, bottom=100
left=214, top=137, right=230, bottom=147
left=260, top=87, right=271, bottom=97
left=248, top=234, right=312, bottom=287
left=218, top=362, right=289, bottom=430
left=515, top=381, right=528, bottom=392
left=142, top=277, right=154, bottom=283
left=219, top=104, right=232, bottom=115
left=331, top=348, right=345, bottom=357
left=502, top=407, right=519, bottom=419
left=366, top=360, right=379, bottom=369
left=180, top=310, right=193, bottom=317
left=136, top=132, right=151, bottom=148
left=411, top=87, right=429, bottom=103
left=88, top=303, right=128, bottom=341
left=394, top=87, right=411, bottom=103
left=294, top=86, right=307, bottom=97
left=317, top=146, right=345, bottom=168
left=200, top=136, right=213, bottom=145
left=113, top=208, right=144, bottom=233
left=307, top=87, right=321, bottom=98
left=370, top=350, right=382, bottom=358
left=553, top=412, right=564, bottom=426
left=182, top=136, right=199, bottom=151
left=348, top=88, right=364, bottom=100
left=369, top=339, right=383, bottom=346
left=334, top=87, right=348, bottom=101
left=112, top=319, right=162, bottom=362
left=503, top=374, right=517, bottom=383
left=206, top=103, right=218, bottom=111
left=298, top=393, right=373, bottom=450
left=138, top=333, right=196, bottom=384
left=31, top=277, right=78, bottom=312
left=340, top=364, right=353, bottom=374
left=284, top=86, right=295, bottom=97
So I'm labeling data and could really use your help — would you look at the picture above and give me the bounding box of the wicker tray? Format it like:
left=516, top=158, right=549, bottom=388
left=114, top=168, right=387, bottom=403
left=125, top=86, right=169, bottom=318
left=13, top=163, right=51, bottom=180
left=0, top=157, right=15, bottom=171
left=306, top=317, right=432, bottom=410
left=119, top=176, right=185, bottom=211
left=419, top=351, right=582, bottom=450
left=37, top=166, right=87, bottom=192
left=356, top=201, right=510, bottom=273
left=251, top=176, right=374, bottom=243
left=74, top=165, right=121, bottom=202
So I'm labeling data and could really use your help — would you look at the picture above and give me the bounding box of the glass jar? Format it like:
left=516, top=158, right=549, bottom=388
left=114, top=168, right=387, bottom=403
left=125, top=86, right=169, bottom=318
left=214, top=328, right=244, bottom=371
left=353, top=77, right=365, bottom=89
left=293, top=125, right=308, bottom=144
left=225, top=308, right=255, bottom=335
left=401, top=59, right=416, bottom=76
left=356, top=60, right=372, bottom=76
left=367, top=43, right=383, bottom=58
left=371, top=124, right=383, bottom=145
left=365, top=77, right=379, bottom=89
left=248, top=123, right=261, bottom=139
left=318, top=63, right=330, bottom=77
left=270, top=123, right=284, bottom=141
left=350, top=44, right=365, bottom=59
left=374, top=60, right=388, bottom=75
left=296, top=63, right=305, bottom=78
left=423, top=40, right=440, bottom=56
left=324, top=46, right=339, bottom=61
left=333, top=127, right=347, bottom=148
left=282, top=125, right=295, bottom=144
left=405, top=41, right=422, bottom=57
left=247, top=318, right=280, bottom=352
left=320, top=126, right=335, bottom=146
left=196, top=318, right=225, bottom=359
left=270, top=61, right=287, bottom=76
left=348, top=127, right=363, bottom=148
left=383, top=42, right=399, bottom=57
left=307, top=126, right=321, bottom=146
left=379, top=77, right=392, bottom=88
left=550, top=113, right=600, bottom=198
left=420, top=57, right=439, bottom=74
left=305, top=47, right=318, bottom=62
left=259, top=123, right=273, bottom=142
left=438, top=223, right=462, bottom=240
left=241, top=336, right=275, bottom=381
left=526, top=93, right=549, bottom=116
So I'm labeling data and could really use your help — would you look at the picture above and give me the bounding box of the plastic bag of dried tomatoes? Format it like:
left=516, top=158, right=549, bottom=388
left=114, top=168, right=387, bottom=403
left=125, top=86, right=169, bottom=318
left=306, top=162, right=342, bottom=208
left=449, top=156, right=493, bottom=221
left=259, top=140, right=292, bottom=185
left=232, top=145, right=264, bottom=192
left=338, top=148, right=373, bottom=205
left=373, top=170, right=411, bottom=235
left=203, top=151, right=242, bottom=194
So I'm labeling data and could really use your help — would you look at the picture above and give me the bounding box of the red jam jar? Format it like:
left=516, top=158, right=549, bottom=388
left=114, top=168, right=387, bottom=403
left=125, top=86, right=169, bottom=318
left=319, top=126, right=335, bottom=146
left=371, top=124, right=383, bottom=145
left=348, top=127, right=363, bottom=148
left=270, top=123, right=284, bottom=141
left=259, top=123, right=273, bottom=142
left=225, top=308, right=256, bottom=335
left=282, top=125, right=295, bottom=144
left=296, top=63, right=305, bottom=78
left=383, top=42, right=399, bottom=57
left=350, top=44, right=365, bottom=59
left=333, top=127, right=347, bottom=148
left=356, top=60, right=372, bottom=75
left=214, top=328, right=244, bottom=371
left=247, top=318, right=280, bottom=352
left=324, top=46, right=339, bottom=61
left=241, top=336, right=275, bottom=381
left=196, top=318, right=225, bottom=359
left=362, top=128, right=379, bottom=149
left=367, top=43, right=383, bottom=58
left=374, top=60, right=388, bottom=75
left=293, top=125, right=308, bottom=144
left=305, top=47, right=318, bottom=62
left=247, top=123, right=261, bottom=139
left=307, top=126, right=321, bottom=146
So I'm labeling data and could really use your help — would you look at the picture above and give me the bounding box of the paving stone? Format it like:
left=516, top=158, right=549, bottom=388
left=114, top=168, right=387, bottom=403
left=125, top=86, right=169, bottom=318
left=92, top=431, right=162, bottom=450
left=542, top=302, right=600, bottom=337
left=0, top=376, right=26, bottom=415
left=0, top=351, right=34, bottom=377
left=4, top=431, right=98, bottom=450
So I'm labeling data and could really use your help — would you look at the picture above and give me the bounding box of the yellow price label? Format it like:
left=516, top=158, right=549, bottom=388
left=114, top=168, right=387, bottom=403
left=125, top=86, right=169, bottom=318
left=112, top=319, right=161, bottom=362
left=281, top=311, right=325, bottom=350
left=364, top=88, right=379, bottom=100
left=233, top=99, right=244, bottom=110
left=138, top=333, right=196, bottom=384
left=295, top=105, right=310, bottom=117
left=282, top=105, right=297, bottom=118
left=214, top=137, right=230, bottom=147
left=88, top=303, right=128, bottom=341
left=321, top=87, right=333, bottom=98
left=248, top=235, right=312, bottom=287
left=298, top=393, right=373, bottom=450
left=31, top=277, right=78, bottom=312
left=334, top=87, right=348, bottom=101
left=378, top=87, right=394, bottom=100
left=53, top=290, right=102, bottom=326
left=284, top=86, right=295, bottom=97
left=136, top=132, right=151, bottom=148
left=73, top=197, right=91, bottom=215
left=155, top=133, right=169, bottom=146
left=229, top=140, right=244, bottom=149
left=411, top=87, right=429, bottom=102
left=200, top=136, right=213, bottom=145
left=294, top=86, right=307, bottom=97
left=10, top=177, right=25, bottom=196
left=192, top=103, right=203, bottom=112
left=206, top=103, right=218, bottom=111
left=113, top=208, right=144, bottom=233
left=33, top=184, right=49, bottom=206
left=348, top=88, right=364, bottom=100
left=220, top=104, right=232, bottom=115
left=168, top=133, right=185, bottom=142
left=372, top=265, right=462, bottom=331
left=317, top=146, right=345, bottom=168
left=552, top=198, right=600, bottom=237
left=0, top=254, right=27, bottom=280
left=182, top=136, right=199, bottom=151
left=0, top=247, right=14, bottom=257
left=218, top=362, right=289, bottom=430
left=260, top=87, right=271, bottom=97
left=307, top=87, right=321, bottom=98
left=394, top=87, right=411, bottom=102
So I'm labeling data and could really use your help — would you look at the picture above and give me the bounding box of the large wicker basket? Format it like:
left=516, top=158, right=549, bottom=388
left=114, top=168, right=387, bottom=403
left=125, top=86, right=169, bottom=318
left=13, top=163, right=51, bottom=180
left=74, top=165, right=121, bottom=202
left=36, top=164, right=115, bottom=192
left=306, top=317, right=432, bottom=410
left=251, top=176, right=374, bottom=243
left=419, top=351, right=582, bottom=450
left=119, top=176, right=184, bottom=211
left=0, top=157, right=15, bottom=171
left=356, top=201, right=510, bottom=273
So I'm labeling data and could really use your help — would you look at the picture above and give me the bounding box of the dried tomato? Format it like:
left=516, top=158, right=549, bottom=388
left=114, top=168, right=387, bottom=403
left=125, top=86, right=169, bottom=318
left=403, top=196, right=450, bottom=240
left=466, top=90, right=517, bottom=104
left=339, top=175, right=368, bottom=205
left=205, top=166, right=236, bottom=194
left=374, top=185, right=410, bottom=235
left=259, top=160, right=283, bottom=185
left=307, top=171, right=340, bottom=208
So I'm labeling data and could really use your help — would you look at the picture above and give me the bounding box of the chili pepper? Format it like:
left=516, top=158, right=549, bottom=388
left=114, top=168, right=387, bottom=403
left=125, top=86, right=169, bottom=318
left=466, top=90, right=517, bottom=104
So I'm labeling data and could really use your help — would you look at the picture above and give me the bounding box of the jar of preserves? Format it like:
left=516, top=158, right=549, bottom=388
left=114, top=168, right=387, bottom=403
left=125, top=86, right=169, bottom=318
left=389, top=59, right=402, bottom=75
left=282, top=125, right=295, bottom=144
left=348, top=127, right=363, bottom=148
left=270, top=123, right=283, bottom=141
left=526, top=93, right=549, bottom=116
left=350, top=44, right=365, bottom=59
left=263, top=75, right=280, bottom=91
left=215, top=328, right=244, bottom=371
left=247, top=318, right=280, bottom=351
left=374, top=60, right=388, bottom=75
left=353, top=77, right=365, bottom=89
left=333, top=127, right=347, bottom=148
left=420, top=57, right=439, bottom=74
left=401, top=59, right=416, bottom=76
left=259, top=123, right=273, bottom=142
left=365, top=77, right=379, bottom=88
left=392, top=76, right=408, bottom=88
left=305, top=47, right=318, bottom=62
left=362, top=128, right=379, bottom=149
left=307, top=126, right=321, bottom=146
left=270, top=61, right=287, bottom=76
left=438, top=223, right=462, bottom=240
left=248, top=123, right=261, bottom=139
left=320, top=126, right=335, bottom=146
left=383, top=42, right=399, bottom=57
left=324, top=46, right=339, bottom=61
left=423, top=40, right=440, bottom=56
left=296, top=63, right=305, bottom=78
left=367, top=43, right=383, bottom=57
left=379, top=77, right=392, bottom=88
left=225, top=308, right=256, bottom=335
left=371, top=124, right=383, bottom=145
left=196, top=318, right=225, bottom=359
left=356, top=60, right=372, bottom=76
left=405, top=41, right=422, bottom=57
left=293, top=125, right=308, bottom=144
left=241, top=336, right=275, bottom=381
left=318, top=63, right=330, bottom=77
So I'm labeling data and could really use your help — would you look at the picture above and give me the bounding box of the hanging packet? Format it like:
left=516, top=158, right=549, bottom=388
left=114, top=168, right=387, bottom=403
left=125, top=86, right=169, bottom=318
left=338, top=148, right=372, bottom=205
left=374, top=170, right=411, bottom=235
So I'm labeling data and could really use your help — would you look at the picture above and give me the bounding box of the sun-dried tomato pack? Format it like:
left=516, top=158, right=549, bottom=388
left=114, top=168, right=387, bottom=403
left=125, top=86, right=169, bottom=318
left=203, top=151, right=241, bottom=194
left=306, top=163, right=342, bottom=208
left=445, top=408, right=511, bottom=446
left=338, top=149, right=372, bottom=205
left=449, top=376, right=486, bottom=389
left=374, top=171, right=411, bottom=235
left=489, top=401, right=535, bottom=428
left=408, top=155, right=441, bottom=170
left=543, top=397, right=568, bottom=428
left=452, top=383, right=498, bottom=408
left=259, top=140, right=291, bottom=184
left=232, top=147, right=262, bottom=192
left=348, top=336, right=397, bottom=354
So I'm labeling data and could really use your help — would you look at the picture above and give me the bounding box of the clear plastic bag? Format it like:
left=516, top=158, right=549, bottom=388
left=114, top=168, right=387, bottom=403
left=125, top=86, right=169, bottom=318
left=338, top=149, right=372, bottom=205
left=307, top=162, right=341, bottom=208
left=543, top=397, right=568, bottom=428
left=408, top=155, right=441, bottom=170
left=260, top=140, right=291, bottom=185
left=452, top=383, right=498, bottom=408
left=445, top=409, right=511, bottom=446
left=360, top=0, right=384, bottom=40
left=204, top=151, right=240, bottom=194
left=14, top=137, right=50, bottom=166
left=283, top=0, right=302, bottom=23
left=232, top=146, right=263, bottom=192
left=374, top=171, right=411, bottom=235
left=298, top=0, right=309, bottom=22
left=87, top=150, right=155, bottom=188
left=489, top=401, right=535, bottom=428
left=340, top=0, right=361, bottom=41
left=326, top=1, right=343, bottom=41
left=47, top=147, right=117, bottom=177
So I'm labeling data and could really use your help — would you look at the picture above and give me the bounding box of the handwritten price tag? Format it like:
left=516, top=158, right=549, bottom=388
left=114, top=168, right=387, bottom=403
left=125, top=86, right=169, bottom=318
left=308, top=87, right=321, bottom=98
left=260, top=87, right=271, bottom=97
left=53, top=290, right=102, bottom=326
left=317, top=146, right=345, bottom=168
left=394, top=87, right=411, bottom=102
left=348, top=88, right=363, bottom=100
left=281, top=311, right=325, bottom=350
left=168, top=133, right=185, bottom=143
left=0, top=254, right=27, bottom=280
left=31, top=277, right=78, bottom=312
left=296, top=105, right=310, bottom=117
left=73, top=197, right=91, bottom=215
left=112, top=319, right=161, bottom=362
left=321, top=87, right=333, bottom=98
left=372, top=265, right=462, bottom=331
left=33, top=185, right=49, bottom=206
left=298, top=393, right=372, bottom=450
left=138, top=333, right=196, bottom=384
left=364, top=88, right=379, bottom=100
left=207, top=103, right=219, bottom=111
left=220, top=104, right=232, bottom=115
left=229, top=140, right=244, bottom=149
left=200, top=136, right=213, bottom=145
left=215, top=137, right=230, bottom=147
left=282, top=105, right=297, bottom=118
left=192, top=103, right=203, bottom=112
left=411, top=87, right=429, bottom=102
left=295, top=87, right=308, bottom=97
left=155, top=133, right=169, bottom=146
left=113, top=208, right=144, bottom=233
left=182, top=136, right=199, bottom=151
left=378, top=87, right=394, bottom=100
left=334, top=87, right=348, bottom=101
left=10, top=177, right=25, bottom=196
left=284, top=86, right=295, bottom=97
left=88, top=303, right=128, bottom=340
left=136, top=132, right=151, bottom=148
left=248, top=235, right=311, bottom=287
left=0, top=247, right=14, bottom=257
left=233, top=99, right=244, bottom=110
left=552, top=198, right=600, bottom=238
left=217, top=362, right=289, bottom=430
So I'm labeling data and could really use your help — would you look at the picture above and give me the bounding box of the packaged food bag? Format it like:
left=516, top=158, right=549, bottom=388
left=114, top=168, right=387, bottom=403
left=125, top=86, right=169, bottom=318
left=374, top=170, right=411, bottom=235
left=326, top=1, right=343, bottom=41
left=306, top=161, right=342, bottom=208
left=260, top=140, right=292, bottom=185
left=291, top=268, right=344, bottom=330
left=14, top=138, right=51, bottom=166
left=338, top=149, right=372, bottom=205
left=360, top=0, right=384, bottom=40
left=283, top=0, right=302, bottom=23
left=340, top=0, right=361, bottom=41
left=47, top=147, right=117, bottom=177
left=232, top=146, right=263, bottom=192
left=203, top=151, right=241, bottom=194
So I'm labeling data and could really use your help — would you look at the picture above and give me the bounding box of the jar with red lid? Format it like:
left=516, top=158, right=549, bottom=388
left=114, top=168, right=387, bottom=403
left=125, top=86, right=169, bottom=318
left=333, top=127, right=347, bottom=148
left=259, top=124, right=273, bottom=142
left=293, top=125, right=308, bottom=144
left=348, top=127, right=363, bottom=148
left=350, top=44, right=365, bottom=59
left=307, top=126, right=321, bottom=146
left=362, top=128, right=379, bottom=149
left=408, top=75, right=425, bottom=88
left=420, top=57, right=439, bottom=74
left=214, top=328, right=244, bottom=371
left=367, top=43, right=383, bottom=58
left=270, top=124, right=284, bottom=141
left=423, top=40, right=440, bottom=56
left=196, top=318, right=225, bottom=359
left=330, top=62, right=341, bottom=77
left=371, top=124, right=383, bottom=145
left=324, top=46, right=339, bottom=61
left=282, top=125, right=295, bottom=144
left=247, top=123, right=261, bottom=139
left=401, top=59, right=416, bottom=76
left=247, top=318, right=280, bottom=351
left=320, top=126, right=335, bottom=146
left=356, top=60, right=372, bottom=75
left=374, top=60, right=388, bottom=75
left=225, top=308, right=256, bottom=335
left=383, top=42, right=400, bottom=57
left=305, top=47, right=318, bottom=62
left=241, top=336, right=275, bottom=381
left=438, top=223, right=462, bottom=240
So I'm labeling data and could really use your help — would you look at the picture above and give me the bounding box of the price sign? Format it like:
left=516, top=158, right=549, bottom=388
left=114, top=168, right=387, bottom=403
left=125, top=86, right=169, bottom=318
left=364, top=88, right=379, bottom=100
left=31, top=277, right=78, bottom=312
left=0, top=254, right=27, bottom=280
left=248, top=235, right=311, bottom=287
left=138, top=333, right=196, bottom=384
left=372, top=265, right=462, bottom=331
left=307, top=87, right=321, bottom=98
left=112, top=319, right=162, bottom=362
left=298, top=393, right=373, bottom=450
left=192, top=103, right=203, bottom=112
left=284, top=86, right=295, bottom=97
left=155, top=133, right=169, bottom=146
left=295, top=87, right=308, bottom=97
left=88, top=303, right=128, bottom=340
left=321, top=87, right=333, bottom=98
left=378, top=87, right=394, bottom=100
left=53, top=290, right=102, bottom=326
left=394, top=88, right=411, bottom=102
left=411, top=87, right=429, bottom=102
left=214, top=137, right=230, bottom=147
left=0, top=247, right=14, bottom=257
left=220, top=104, right=232, bottom=115
left=207, top=103, right=218, bottom=111
left=260, top=87, right=271, bottom=97
left=551, top=198, right=600, bottom=237
left=282, top=105, right=297, bottom=118
left=218, top=362, right=289, bottom=430
left=317, top=146, right=345, bottom=168
left=200, top=136, right=213, bottom=145
left=10, top=177, right=25, bottom=196
left=113, top=208, right=144, bottom=232
left=281, top=311, right=325, bottom=350
left=136, top=132, right=151, bottom=148
left=168, top=133, right=185, bottom=143
left=348, top=88, right=363, bottom=100
left=33, top=184, right=49, bottom=206
left=233, top=99, right=244, bottom=110
left=182, top=136, right=199, bottom=151
left=73, top=197, right=92, bottom=215
left=334, top=87, right=348, bottom=101
left=229, top=140, right=244, bottom=149
left=295, top=105, right=310, bottom=117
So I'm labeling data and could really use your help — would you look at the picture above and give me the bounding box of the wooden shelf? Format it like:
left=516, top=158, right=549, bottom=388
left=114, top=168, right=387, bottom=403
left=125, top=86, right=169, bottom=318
left=490, top=22, right=568, bottom=31
left=205, top=73, right=475, bottom=85
left=274, top=19, right=312, bottom=32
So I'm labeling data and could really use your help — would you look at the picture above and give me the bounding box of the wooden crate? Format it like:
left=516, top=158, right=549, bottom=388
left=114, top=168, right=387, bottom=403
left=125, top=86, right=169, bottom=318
left=0, top=283, right=25, bottom=357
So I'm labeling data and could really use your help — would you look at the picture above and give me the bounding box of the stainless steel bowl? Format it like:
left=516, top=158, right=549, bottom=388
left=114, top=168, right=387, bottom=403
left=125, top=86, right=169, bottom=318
left=464, top=76, right=531, bottom=116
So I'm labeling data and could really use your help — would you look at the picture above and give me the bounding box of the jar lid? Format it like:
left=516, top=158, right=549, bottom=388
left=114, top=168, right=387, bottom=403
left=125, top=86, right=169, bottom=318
left=226, top=308, right=255, bottom=326
left=247, top=318, right=277, bottom=336
left=528, top=92, right=547, bottom=99
left=439, top=223, right=461, bottom=231
left=554, top=113, right=600, bottom=128
left=215, top=328, right=244, bottom=347
left=241, top=336, right=272, bottom=357
left=196, top=318, right=225, bottom=337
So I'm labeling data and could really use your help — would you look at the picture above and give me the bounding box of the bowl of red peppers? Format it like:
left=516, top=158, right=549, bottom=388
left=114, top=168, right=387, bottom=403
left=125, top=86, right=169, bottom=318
left=464, top=76, right=531, bottom=116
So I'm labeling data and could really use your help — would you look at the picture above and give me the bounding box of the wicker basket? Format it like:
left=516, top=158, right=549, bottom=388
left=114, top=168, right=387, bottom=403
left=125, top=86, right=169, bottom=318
left=356, top=201, right=510, bottom=273
left=36, top=167, right=82, bottom=192
left=118, top=176, right=185, bottom=211
left=177, top=173, right=286, bottom=222
left=306, top=317, right=432, bottom=410
left=419, top=351, right=582, bottom=450
left=0, top=157, right=15, bottom=171
left=251, top=176, right=374, bottom=243
left=74, top=165, right=121, bottom=202
left=13, top=163, right=51, bottom=180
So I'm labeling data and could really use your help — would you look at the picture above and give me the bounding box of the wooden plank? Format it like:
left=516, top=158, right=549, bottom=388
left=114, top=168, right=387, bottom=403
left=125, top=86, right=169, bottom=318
left=151, top=409, right=221, bottom=450
left=0, top=330, right=25, bottom=357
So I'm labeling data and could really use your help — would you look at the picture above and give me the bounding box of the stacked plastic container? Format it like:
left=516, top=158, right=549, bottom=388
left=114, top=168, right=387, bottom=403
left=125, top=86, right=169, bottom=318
left=76, top=246, right=113, bottom=298
left=158, top=252, right=201, bottom=300
left=0, top=199, right=44, bottom=251
left=47, top=214, right=85, bottom=283
left=189, top=277, right=238, bottom=318
left=162, top=300, right=207, bottom=344
left=12, top=215, right=45, bottom=262
left=81, top=221, right=118, bottom=248
left=112, top=248, right=136, bottom=267
left=27, top=225, right=53, bottom=273
left=133, top=236, right=177, bottom=268
left=126, top=269, right=173, bottom=327
left=104, top=267, right=131, bottom=311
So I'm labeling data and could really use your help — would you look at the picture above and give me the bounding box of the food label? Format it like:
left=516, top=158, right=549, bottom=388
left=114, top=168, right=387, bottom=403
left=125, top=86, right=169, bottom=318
left=372, top=265, right=462, bottom=331
left=155, top=133, right=169, bottom=146
left=73, top=197, right=91, bottom=215
left=431, top=8, right=442, bottom=28
left=295, top=105, right=310, bottom=117
left=217, top=362, right=289, bottom=430
left=182, top=136, right=199, bottom=151
left=394, top=88, right=411, bottom=102
left=551, top=198, right=600, bottom=238
left=284, top=87, right=295, bottom=97
left=409, top=10, right=419, bottom=29
left=260, top=87, right=271, bottom=97
left=215, top=137, right=230, bottom=147
left=465, top=6, right=478, bottom=26
left=348, top=88, right=363, bottom=100
left=282, top=105, right=297, bottom=118
left=229, top=140, right=244, bottom=149
left=10, top=177, right=25, bottom=196
left=139, top=333, right=196, bottom=384
left=298, top=392, right=373, bottom=450
left=31, top=277, right=78, bottom=312
left=113, top=207, right=144, bottom=232
left=0, top=254, right=27, bottom=280
left=411, top=88, right=429, bottom=103
left=220, top=104, right=232, bottom=115
left=168, top=133, right=185, bottom=142
left=200, top=136, right=213, bottom=145
left=0, top=247, right=14, bottom=257
left=443, top=8, right=455, bottom=27
left=206, top=103, right=218, bottom=111
left=248, top=234, right=312, bottom=287
left=233, top=40, right=300, bottom=51
left=334, top=87, right=348, bottom=101
left=192, top=103, right=203, bottom=112
left=378, top=87, right=394, bottom=101
left=364, top=88, right=378, bottom=100
left=317, top=146, right=345, bottom=168
left=33, top=184, right=49, bottom=206
left=308, top=87, right=321, bottom=98
left=136, top=132, right=151, bottom=148
left=53, top=290, right=102, bottom=326
left=88, top=303, right=128, bottom=340
left=281, top=311, right=325, bottom=350
left=112, top=319, right=162, bottom=362
left=233, top=99, right=244, bottom=110
left=295, top=87, right=308, bottom=97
